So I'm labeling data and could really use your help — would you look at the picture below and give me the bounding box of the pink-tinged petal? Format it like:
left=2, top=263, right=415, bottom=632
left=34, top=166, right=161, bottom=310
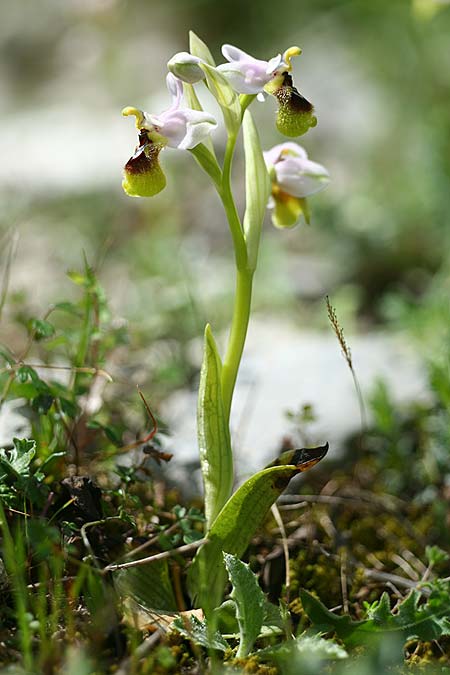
left=157, top=108, right=217, bottom=150
left=218, top=44, right=285, bottom=94
left=166, top=73, right=183, bottom=109
left=216, top=64, right=267, bottom=94
left=221, top=44, right=252, bottom=62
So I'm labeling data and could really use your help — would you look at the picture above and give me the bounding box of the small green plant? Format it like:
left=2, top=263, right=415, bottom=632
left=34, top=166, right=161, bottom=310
left=120, top=31, right=330, bottom=617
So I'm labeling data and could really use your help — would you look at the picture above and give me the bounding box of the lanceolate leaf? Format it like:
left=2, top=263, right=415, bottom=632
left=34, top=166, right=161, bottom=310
left=188, top=444, right=328, bottom=614
left=223, top=553, right=265, bottom=657
left=189, top=31, right=216, bottom=67
left=197, top=325, right=234, bottom=529
left=242, top=110, right=271, bottom=272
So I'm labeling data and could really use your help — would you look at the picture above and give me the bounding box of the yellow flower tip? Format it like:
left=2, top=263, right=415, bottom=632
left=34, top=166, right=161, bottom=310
left=283, top=46, right=302, bottom=71
left=122, top=106, right=145, bottom=128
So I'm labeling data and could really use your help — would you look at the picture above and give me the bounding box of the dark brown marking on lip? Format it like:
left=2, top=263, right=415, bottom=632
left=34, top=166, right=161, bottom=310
left=125, top=136, right=161, bottom=175
left=275, top=72, right=314, bottom=113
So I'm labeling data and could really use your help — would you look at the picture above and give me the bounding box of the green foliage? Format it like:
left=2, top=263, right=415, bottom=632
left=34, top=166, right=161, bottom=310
left=197, top=324, right=234, bottom=528
left=200, top=63, right=241, bottom=136
left=116, top=560, right=178, bottom=613
left=242, top=110, right=271, bottom=271
left=172, top=614, right=230, bottom=652
left=188, top=462, right=304, bottom=614
left=189, top=30, right=215, bottom=67
left=223, top=552, right=265, bottom=658
left=300, top=583, right=450, bottom=648
left=257, top=635, right=348, bottom=672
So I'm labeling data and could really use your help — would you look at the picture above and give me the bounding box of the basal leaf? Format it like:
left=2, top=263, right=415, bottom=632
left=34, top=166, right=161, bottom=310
left=115, top=560, right=177, bottom=613
left=197, top=324, right=233, bottom=529
left=223, top=553, right=265, bottom=657
left=188, top=444, right=328, bottom=615
left=242, top=110, right=271, bottom=272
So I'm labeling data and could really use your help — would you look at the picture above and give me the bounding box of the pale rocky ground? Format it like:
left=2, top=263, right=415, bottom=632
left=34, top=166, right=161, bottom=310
left=161, top=317, right=429, bottom=481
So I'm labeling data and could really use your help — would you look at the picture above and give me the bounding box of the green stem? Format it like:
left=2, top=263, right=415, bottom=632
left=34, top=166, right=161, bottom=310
left=221, top=267, right=253, bottom=421
left=218, top=130, right=255, bottom=421
left=221, top=135, right=247, bottom=272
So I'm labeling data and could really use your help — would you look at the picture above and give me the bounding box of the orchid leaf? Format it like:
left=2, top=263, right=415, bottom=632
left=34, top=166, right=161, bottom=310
left=242, top=110, right=271, bottom=271
left=197, top=324, right=233, bottom=529
left=115, top=560, right=177, bottom=613
left=188, top=444, right=328, bottom=615
left=189, top=31, right=215, bottom=67
left=223, top=553, right=265, bottom=657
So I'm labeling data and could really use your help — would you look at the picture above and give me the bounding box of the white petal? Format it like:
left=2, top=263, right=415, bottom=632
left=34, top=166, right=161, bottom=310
left=275, top=157, right=330, bottom=197
left=167, top=52, right=205, bottom=84
left=263, top=142, right=308, bottom=168
left=266, top=54, right=283, bottom=74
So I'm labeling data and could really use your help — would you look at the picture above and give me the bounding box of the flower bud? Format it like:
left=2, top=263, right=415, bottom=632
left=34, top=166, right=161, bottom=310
left=270, top=72, right=317, bottom=137
left=122, top=130, right=166, bottom=197
left=167, top=52, right=205, bottom=84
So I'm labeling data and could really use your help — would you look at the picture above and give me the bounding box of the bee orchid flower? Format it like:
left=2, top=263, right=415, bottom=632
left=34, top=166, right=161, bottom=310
left=216, top=44, right=291, bottom=96
left=122, top=73, right=217, bottom=197
left=217, top=45, right=317, bottom=136
left=263, top=142, right=330, bottom=228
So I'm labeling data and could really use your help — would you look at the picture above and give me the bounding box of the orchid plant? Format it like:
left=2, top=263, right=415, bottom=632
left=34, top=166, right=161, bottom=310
left=122, top=32, right=330, bottom=616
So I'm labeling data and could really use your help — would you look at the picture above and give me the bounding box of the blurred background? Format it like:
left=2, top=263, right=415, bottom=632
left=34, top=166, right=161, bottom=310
left=1, top=0, right=450, bottom=474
